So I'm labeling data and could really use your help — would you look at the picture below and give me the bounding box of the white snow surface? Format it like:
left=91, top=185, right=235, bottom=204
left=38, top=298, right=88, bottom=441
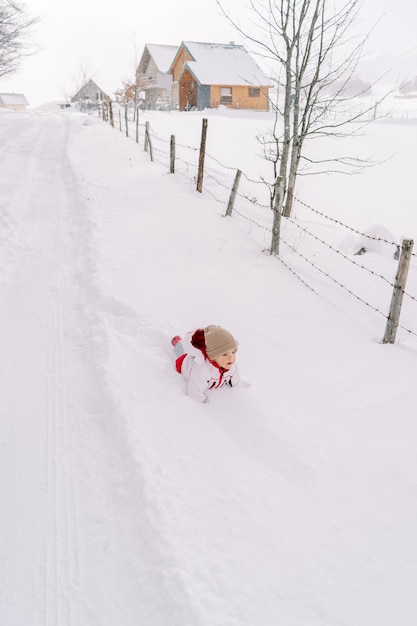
left=1, top=102, right=417, bottom=626
left=145, top=44, right=179, bottom=74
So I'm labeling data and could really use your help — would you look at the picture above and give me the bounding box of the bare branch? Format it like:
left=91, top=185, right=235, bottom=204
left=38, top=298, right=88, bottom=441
left=217, top=0, right=390, bottom=218
left=0, top=0, right=39, bottom=78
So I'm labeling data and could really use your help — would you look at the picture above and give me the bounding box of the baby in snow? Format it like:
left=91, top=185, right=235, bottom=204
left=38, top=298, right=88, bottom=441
left=171, top=325, right=240, bottom=403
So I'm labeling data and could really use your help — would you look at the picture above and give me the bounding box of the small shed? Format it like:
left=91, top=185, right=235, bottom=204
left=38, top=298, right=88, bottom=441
left=169, top=41, right=272, bottom=111
left=0, top=93, right=29, bottom=112
left=136, top=44, right=178, bottom=109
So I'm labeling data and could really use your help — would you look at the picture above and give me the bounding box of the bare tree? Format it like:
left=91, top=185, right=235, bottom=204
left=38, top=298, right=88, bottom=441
left=0, top=0, right=38, bottom=78
left=217, top=0, right=387, bottom=236
left=72, top=59, right=96, bottom=95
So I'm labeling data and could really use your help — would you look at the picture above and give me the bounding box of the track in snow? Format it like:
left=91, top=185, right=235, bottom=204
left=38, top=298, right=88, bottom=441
left=0, top=112, right=199, bottom=626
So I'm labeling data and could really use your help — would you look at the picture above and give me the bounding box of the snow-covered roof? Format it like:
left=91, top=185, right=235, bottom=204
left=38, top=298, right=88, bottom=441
left=0, top=93, right=29, bottom=105
left=179, top=41, right=272, bottom=87
left=71, top=79, right=107, bottom=101
left=145, top=44, right=178, bottom=73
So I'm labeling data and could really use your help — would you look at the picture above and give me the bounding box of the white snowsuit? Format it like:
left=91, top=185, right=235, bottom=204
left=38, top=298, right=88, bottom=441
left=175, top=332, right=240, bottom=403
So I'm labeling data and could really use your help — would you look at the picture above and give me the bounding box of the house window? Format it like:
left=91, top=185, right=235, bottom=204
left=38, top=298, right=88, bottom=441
left=249, top=87, right=260, bottom=98
left=220, top=87, right=232, bottom=104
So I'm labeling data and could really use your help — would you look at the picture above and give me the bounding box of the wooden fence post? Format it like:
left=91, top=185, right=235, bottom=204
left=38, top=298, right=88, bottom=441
left=119, top=110, right=121, bottom=132
left=196, top=118, right=208, bottom=193
left=124, top=106, right=129, bottom=137
left=148, top=131, right=153, bottom=162
left=135, top=107, right=139, bottom=143
left=382, top=238, right=414, bottom=344
left=225, top=169, right=242, bottom=216
left=144, top=121, right=149, bottom=152
left=109, top=99, right=114, bottom=128
left=170, top=135, right=175, bottom=173
left=144, top=122, right=153, bottom=161
left=270, top=176, right=284, bottom=255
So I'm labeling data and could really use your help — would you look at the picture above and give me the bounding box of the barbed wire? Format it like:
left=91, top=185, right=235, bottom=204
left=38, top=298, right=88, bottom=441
left=294, top=196, right=400, bottom=248
left=205, top=151, right=268, bottom=188
left=203, top=185, right=227, bottom=205
left=235, top=189, right=270, bottom=209
left=152, top=146, right=166, bottom=156
left=286, top=216, right=397, bottom=288
left=271, top=249, right=321, bottom=295
left=204, top=170, right=234, bottom=191
left=136, top=124, right=406, bottom=265
left=241, top=171, right=267, bottom=185
left=176, top=142, right=199, bottom=151
left=401, top=287, right=417, bottom=306
left=152, top=131, right=199, bottom=153
left=99, top=114, right=417, bottom=339
left=172, top=167, right=195, bottom=184
left=152, top=133, right=170, bottom=144
left=176, top=156, right=196, bottom=170
left=146, top=131, right=417, bottom=317
left=205, top=151, right=236, bottom=171
left=227, top=205, right=271, bottom=232
left=279, top=236, right=388, bottom=316
left=230, top=208, right=417, bottom=316
left=277, top=237, right=417, bottom=338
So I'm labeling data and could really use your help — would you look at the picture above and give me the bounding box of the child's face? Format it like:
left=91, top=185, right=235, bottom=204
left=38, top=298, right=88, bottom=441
left=214, top=349, right=237, bottom=370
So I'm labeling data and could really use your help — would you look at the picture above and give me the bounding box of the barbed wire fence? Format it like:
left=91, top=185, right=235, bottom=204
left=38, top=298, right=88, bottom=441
left=100, top=101, right=417, bottom=345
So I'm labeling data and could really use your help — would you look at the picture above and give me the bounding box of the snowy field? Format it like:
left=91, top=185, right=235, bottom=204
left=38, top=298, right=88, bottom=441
left=0, top=100, right=417, bottom=626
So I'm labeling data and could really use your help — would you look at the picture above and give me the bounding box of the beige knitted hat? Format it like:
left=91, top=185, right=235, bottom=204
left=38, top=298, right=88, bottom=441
left=204, top=325, right=237, bottom=360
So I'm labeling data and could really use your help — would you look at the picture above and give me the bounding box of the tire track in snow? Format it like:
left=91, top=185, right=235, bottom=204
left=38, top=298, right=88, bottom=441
left=0, top=113, right=81, bottom=625
left=0, top=115, right=57, bottom=624
left=44, top=247, right=79, bottom=626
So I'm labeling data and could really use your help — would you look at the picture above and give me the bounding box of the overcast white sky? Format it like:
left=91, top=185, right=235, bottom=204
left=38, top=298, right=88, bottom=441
left=1, top=0, right=416, bottom=107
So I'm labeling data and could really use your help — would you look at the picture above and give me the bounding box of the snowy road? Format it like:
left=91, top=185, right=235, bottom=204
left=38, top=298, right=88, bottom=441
left=0, top=113, right=196, bottom=625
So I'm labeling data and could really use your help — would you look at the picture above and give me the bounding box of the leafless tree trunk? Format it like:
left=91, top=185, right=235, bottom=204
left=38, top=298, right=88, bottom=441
left=217, top=0, right=388, bottom=218
left=0, top=0, right=38, bottom=78
left=130, top=34, right=140, bottom=119
left=72, top=59, right=96, bottom=96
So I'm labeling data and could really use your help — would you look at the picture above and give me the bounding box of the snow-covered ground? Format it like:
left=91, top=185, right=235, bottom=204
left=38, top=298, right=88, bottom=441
left=1, top=101, right=417, bottom=626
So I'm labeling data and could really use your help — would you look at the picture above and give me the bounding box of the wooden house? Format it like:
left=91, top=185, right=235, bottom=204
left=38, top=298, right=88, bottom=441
left=169, top=41, right=272, bottom=111
left=136, top=44, right=178, bottom=110
left=0, top=93, right=29, bottom=112
left=71, top=79, right=108, bottom=104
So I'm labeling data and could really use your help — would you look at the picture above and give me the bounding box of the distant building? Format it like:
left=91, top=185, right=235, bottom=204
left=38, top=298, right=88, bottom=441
left=71, top=79, right=108, bottom=109
left=169, top=41, right=272, bottom=111
left=136, top=44, right=178, bottom=110
left=0, top=93, right=29, bottom=112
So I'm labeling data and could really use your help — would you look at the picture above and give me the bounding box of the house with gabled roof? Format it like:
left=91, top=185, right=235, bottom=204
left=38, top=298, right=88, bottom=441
left=136, top=44, right=178, bottom=110
left=0, top=93, right=29, bottom=112
left=169, top=41, right=272, bottom=111
left=71, top=79, right=108, bottom=104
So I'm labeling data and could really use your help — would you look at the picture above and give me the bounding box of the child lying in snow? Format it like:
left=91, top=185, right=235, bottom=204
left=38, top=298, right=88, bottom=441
left=171, top=325, right=241, bottom=403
